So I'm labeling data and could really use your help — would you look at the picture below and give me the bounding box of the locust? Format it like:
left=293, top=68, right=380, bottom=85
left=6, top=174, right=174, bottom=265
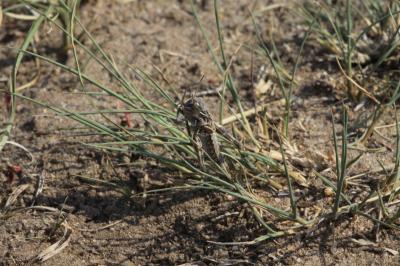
left=177, top=92, right=242, bottom=172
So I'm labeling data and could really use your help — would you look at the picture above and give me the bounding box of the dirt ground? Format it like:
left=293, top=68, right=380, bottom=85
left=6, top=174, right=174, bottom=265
left=1, top=0, right=400, bottom=265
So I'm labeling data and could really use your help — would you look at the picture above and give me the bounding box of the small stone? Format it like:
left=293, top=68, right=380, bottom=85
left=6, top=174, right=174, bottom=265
left=324, top=187, right=335, bottom=197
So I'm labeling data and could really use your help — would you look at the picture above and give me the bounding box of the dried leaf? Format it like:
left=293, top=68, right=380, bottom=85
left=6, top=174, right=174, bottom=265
left=36, top=223, right=72, bottom=262
left=350, top=238, right=375, bottom=246
left=2, top=184, right=30, bottom=212
left=382, top=247, right=399, bottom=256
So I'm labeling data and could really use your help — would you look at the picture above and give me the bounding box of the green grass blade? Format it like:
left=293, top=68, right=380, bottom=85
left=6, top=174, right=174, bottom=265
left=0, top=5, right=53, bottom=152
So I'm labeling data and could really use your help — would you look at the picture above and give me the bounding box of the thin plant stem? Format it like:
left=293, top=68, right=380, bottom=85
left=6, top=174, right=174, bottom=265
left=332, top=106, right=349, bottom=218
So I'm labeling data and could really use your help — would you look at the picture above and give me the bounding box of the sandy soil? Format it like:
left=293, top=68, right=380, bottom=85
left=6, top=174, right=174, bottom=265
left=1, top=1, right=400, bottom=265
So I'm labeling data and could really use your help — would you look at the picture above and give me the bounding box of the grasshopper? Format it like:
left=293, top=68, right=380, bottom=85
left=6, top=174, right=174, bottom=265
left=177, top=92, right=241, bottom=171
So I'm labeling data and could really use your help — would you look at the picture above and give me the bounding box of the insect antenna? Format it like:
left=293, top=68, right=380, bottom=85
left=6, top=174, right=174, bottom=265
left=176, top=87, right=189, bottom=119
left=193, top=74, right=205, bottom=97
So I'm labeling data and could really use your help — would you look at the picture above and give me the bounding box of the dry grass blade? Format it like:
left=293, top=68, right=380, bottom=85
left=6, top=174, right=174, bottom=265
left=350, top=238, right=399, bottom=255
left=77, top=219, right=123, bottom=232
left=5, top=140, right=34, bottom=164
left=35, top=222, right=72, bottom=262
left=1, top=5, right=51, bottom=153
left=31, top=170, right=46, bottom=206
left=335, top=57, right=380, bottom=104
left=21, top=205, right=63, bottom=212
left=221, top=100, right=284, bottom=125
left=287, top=169, right=308, bottom=187
left=2, top=184, right=30, bottom=213
left=260, top=149, right=308, bottom=187
left=15, top=49, right=41, bottom=92
left=0, top=4, right=3, bottom=27
left=0, top=206, right=65, bottom=220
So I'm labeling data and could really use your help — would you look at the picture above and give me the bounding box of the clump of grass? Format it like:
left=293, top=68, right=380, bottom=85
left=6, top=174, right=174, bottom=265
left=299, top=1, right=400, bottom=145
left=314, top=105, right=400, bottom=236
left=1, top=0, right=81, bottom=50
left=299, top=1, right=400, bottom=233
left=1, top=1, right=82, bottom=152
left=299, top=0, right=400, bottom=96
left=9, top=0, right=400, bottom=243
left=0, top=3, right=54, bottom=152
left=249, top=11, right=315, bottom=139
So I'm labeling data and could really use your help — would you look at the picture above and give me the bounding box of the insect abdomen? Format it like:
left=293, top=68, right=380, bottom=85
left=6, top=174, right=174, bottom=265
left=200, top=132, right=223, bottom=163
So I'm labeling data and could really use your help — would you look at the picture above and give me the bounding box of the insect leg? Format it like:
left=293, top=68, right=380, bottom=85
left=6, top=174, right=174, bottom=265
left=194, top=134, right=205, bottom=170
left=216, top=124, right=243, bottom=150
left=186, top=122, right=205, bottom=170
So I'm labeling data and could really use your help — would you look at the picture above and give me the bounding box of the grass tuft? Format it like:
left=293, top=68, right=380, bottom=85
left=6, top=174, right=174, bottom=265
left=6, top=0, right=400, bottom=244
